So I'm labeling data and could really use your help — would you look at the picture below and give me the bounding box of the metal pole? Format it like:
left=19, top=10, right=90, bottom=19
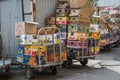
left=21, top=0, right=25, bottom=21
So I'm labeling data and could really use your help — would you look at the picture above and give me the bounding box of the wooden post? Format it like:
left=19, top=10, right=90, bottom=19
left=30, top=0, right=36, bottom=21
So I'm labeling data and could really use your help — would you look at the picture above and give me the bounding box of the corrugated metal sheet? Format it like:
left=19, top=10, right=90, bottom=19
left=36, top=0, right=58, bottom=27
left=0, top=0, right=58, bottom=57
left=0, top=0, right=23, bottom=57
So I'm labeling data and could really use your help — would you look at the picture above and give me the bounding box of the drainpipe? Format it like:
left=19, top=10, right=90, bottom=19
left=21, top=0, right=25, bottom=21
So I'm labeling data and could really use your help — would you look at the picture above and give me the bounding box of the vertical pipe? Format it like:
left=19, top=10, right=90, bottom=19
left=21, top=0, right=25, bottom=21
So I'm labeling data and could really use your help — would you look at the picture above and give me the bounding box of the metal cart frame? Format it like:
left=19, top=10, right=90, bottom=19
left=18, top=27, right=62, bottom=79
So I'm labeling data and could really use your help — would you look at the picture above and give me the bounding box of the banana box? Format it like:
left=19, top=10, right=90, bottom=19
left=56, top=17, right=69, bottom=24
left=68, top=24, right=80, bottom=32
left=18, top=45, right=24, bottom=54
left=55, top=53, right=60, bottom=63
left=69, top=17, right=80, bottom=24
left=57, top=24, right=67, bottom=33
left=24, top=46, right=38, bottom=56
left=57, top=1, right=69, bottom=8
left=69, top=9, right=80, bottom=16
left=56, top=9, right=66, bottom=16
left=16, top=35, right=38, bottom=45
left=68, top=32, right=80, bottom=40
left=17, top=53, right=24, bottom=62
left=45, top=17, right=55, bottom=25
left=84, top=0, right=94, bottom=7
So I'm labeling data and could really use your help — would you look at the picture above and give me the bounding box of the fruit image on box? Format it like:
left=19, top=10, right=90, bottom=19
left=28, top=56, right=37, bottom=66
left=18, top=45, right=24, bottom=54
left=39, top=46, right=47, bottom=62
left=69, top=17, right=80, bottom=24
left=55, top=53, right=60, bottom=63
left=23, top=54, right=30, bottom=64
left=68, top=24, right=80, bottom=32
left=57, top=24, right=67, bottom=33
left=91, top=47, right=100, bottom=54
left=17, top=53, right=24, bottom=62
left=69, top=9, right=80, bottom=16
left=15, top=22, right=37, bottom=36
left=54, top=34, right=61, bottom=44
left=61, top=52, right=67, bottom=61
left=38, top=35, right=53, bottom=45
left=56, top=17, right=69, bottom=24
left=16, top=35, right=38, bottom=45
left=68, top=32, right=81, bottom=40
left=24, top=46, right=31, bottom=55
left=56, top=9, right=66, bottom=16
left=48, top=54, right=54, bottom=62
left=30, top=46, right=39, bottom=56
left=45, top=17, right=55, bottom=25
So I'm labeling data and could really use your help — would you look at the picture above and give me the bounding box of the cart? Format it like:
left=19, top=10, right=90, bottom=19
left=16, top=27, right=66, bottom=79
left=0, top=33, right=11, bottom=72
left=62, top=29, right=98, bottom=67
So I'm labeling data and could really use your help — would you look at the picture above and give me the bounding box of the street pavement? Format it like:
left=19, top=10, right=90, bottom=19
left=0, top=47, right=120, bottom=80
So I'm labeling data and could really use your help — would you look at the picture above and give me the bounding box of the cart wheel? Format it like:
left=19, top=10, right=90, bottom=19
left=62, top=58, right=72, bottom=68
left=108, top=45, right=112, bottom=51
left=5, top=66, right=11, bottom=72
left=50, top=66, right=57, bottom=75
left=80, top=58, right=88, bottom=66
left=26, top=67, right=33, bottom=79
left=115, top=42, right=119, bottom=47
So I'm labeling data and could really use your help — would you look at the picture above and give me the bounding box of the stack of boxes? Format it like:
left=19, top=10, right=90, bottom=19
left=15, top=22, right=39, bottom=66
left=16, top=21, right=67, bottom=66
left=45, top=0, right=96, bottom=58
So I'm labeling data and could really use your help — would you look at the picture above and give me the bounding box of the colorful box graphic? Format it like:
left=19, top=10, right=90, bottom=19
left=69, top=9, right=80, bottom=16
left=68, top=24, right=80, bottom=32
left=57, top=24, right=67, bottom=33
left=56, top=17, right=69, bottom=24
left=69, top=17, right=80, bottom=24
left=45, top=17, right=56, bottom=25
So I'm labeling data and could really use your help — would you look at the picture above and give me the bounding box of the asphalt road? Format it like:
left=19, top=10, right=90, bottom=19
left=0, top=47, right=120, bottom=80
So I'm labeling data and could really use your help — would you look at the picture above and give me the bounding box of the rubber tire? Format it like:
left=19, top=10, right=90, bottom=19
left=108, top=45, right=112, bottom=51
left=62, top=58, right=72, bottom=68
left=26, top=67, right=33, bottom=79
left=50, top=66, right=57, bottom=75
left=115, top=42, right=119, bottom=47
left=80, top=58, right=88, bottom=66
left=5, top=66, right=11, bottom=72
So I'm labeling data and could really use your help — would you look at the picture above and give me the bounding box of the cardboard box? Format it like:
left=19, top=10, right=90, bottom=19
left=67, top=40, right=77, bottom=48
left=69, top=17, right=80, bottom=24
left=69, top=0, right=88, bottom=8
left=16, top=35, right=38, bottom=45
left=67, top=41, right=87, bottom=48
left=45, top=17, right=56, bottom=25
left=68, top=32, right=80, bottom=40
left=56, top=9, right=69, bottom=16
left=17, top=53, right=24, bottom=62
left=68, top=24, right=80, bottom=32
left=84, top=0, right=94, bottom=8
left=81, top=7, right=96, bottom=18
left=69, top=9, right=80, bottom=16
left=24, top=46, right=38, bottom=56
left=56, top=17, right=69, bottom=24
left=15, top=22, right=37, bottom=36
left=18, top=45, right=24, bottom=54
left=57, top=24, right=67, bottom=33
left=57, top=1, right=69, bottom=8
